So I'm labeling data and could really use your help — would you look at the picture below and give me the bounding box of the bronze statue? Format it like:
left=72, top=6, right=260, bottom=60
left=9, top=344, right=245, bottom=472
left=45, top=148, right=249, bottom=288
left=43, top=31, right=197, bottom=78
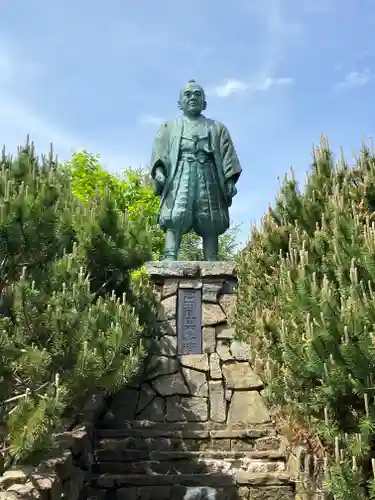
left=150, top=80, right=242, bottom=261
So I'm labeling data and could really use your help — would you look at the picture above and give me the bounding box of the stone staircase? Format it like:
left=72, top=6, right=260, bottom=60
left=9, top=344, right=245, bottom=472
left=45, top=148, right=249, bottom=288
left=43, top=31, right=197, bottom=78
left=84, top=420, right=294, bottom=499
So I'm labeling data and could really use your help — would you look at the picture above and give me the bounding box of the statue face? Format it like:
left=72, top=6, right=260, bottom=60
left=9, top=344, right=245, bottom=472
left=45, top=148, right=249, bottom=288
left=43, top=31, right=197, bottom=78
left=179, top=82, right=206, bottom=117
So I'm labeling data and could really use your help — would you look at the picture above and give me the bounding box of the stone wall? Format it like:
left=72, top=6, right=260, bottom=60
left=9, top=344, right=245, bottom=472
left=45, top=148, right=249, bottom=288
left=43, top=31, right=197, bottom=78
left=0, top=392, right=109, bottom=500
left=94, top=262, right=295, bottom=499
left=104, top=261, right=271, bottom=428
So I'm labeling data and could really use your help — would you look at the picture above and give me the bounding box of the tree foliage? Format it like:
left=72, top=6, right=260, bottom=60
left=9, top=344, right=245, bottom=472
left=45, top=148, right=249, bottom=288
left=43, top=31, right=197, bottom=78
left=235, top=137, right=375, bottom=498
left=0, top=141, right=156, bottom=465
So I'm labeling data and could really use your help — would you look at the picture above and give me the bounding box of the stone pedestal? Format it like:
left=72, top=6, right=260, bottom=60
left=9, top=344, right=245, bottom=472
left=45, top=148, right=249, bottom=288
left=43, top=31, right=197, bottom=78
left=94, top=263, right=294, bottom=500
left=137, top=261, right=270, bottom=426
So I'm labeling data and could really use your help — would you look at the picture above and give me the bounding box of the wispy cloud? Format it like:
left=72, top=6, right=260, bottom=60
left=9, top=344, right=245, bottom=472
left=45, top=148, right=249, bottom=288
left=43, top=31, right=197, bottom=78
left=335, top=69, right=373, bottom=90
left=0, top=91, right=82, bottom=156
left=209, top=79, right=249, bottom=98
left=139, top=114, right=166, bottom=126
left=241, top=1, right=305, bottom=74
left=0, top=43, right=74, bottom=155
left=0, top=49, right=15, bottom=83
left=0, top=40, right=146, bottom=172
left=0, top=41, right=42, bottom=86
left=0, top=93, right=145, bottom=171
left=208, top=76, right=294, bottom=98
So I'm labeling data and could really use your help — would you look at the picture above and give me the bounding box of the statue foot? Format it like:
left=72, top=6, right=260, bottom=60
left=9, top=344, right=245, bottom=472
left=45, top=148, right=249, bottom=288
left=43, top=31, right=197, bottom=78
left=205, top=255, right=218, bottom=261
left=203, top=235, right=219, bottom=261
left=163, top=231, right=180, bottom=261
left=163, top=253, right=177, bottom=261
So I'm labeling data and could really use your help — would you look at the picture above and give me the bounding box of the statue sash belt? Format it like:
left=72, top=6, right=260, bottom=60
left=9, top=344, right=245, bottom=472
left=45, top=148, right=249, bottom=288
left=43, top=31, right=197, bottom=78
left=179, top=151, right=214, bottom=165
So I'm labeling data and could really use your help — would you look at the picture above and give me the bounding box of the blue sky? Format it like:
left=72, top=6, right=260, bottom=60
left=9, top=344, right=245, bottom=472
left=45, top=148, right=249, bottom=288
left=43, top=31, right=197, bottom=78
left=1, top=0, right=374, bottom=245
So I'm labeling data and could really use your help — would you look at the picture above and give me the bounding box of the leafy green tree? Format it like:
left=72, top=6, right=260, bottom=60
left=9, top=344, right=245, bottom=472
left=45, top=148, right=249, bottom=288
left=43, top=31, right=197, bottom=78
left=178, top=225, right=241, bottom=261
left=235, top=137, right=375, bottom=498
left=68, top=150, right=164, bottom=259
left=0, top=140, right=155, bottom=465
left=67, top=150, right=241, bottom=261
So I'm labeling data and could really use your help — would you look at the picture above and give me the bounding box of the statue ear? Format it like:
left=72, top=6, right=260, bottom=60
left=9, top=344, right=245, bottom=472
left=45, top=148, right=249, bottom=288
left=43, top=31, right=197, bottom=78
left=202, top=100, right=207, bottom=110
left=177, top=100, right=182, bottom=110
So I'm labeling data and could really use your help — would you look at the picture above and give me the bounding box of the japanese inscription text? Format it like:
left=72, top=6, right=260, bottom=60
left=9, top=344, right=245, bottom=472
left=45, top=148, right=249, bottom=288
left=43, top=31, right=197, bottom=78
left=177, top=288, right=202, bottom=355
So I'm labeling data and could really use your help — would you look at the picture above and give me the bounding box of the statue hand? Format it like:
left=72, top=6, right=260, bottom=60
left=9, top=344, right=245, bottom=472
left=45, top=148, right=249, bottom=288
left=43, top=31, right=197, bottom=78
left=154, top=168, right=166, bottom=185
left=225, top=179, right=237, bottom=204
left=153, top=168, right=166, bottom=196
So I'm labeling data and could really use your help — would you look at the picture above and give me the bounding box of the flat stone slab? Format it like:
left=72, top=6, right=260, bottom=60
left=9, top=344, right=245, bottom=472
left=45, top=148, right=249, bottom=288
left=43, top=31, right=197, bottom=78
left=152, top=373, right=189, bottom=396
left=166, top=395, right=208, bottom=422
left=146, top=261, right=236, bottom=279
left=97, top=424, right=274, bottom=439
left=222, top=364, right=263, bottom=390
left=227, top=391, right=271, bottom=425
left=95, top=456, right=285, bottom=475
left=93, top=471, right=292, bottom=488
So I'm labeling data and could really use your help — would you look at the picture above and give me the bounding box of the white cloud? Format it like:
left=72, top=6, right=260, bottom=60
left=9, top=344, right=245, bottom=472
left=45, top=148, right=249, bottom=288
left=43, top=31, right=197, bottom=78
left=255, top=77, right=295, bottom=91
left=0, top=43, right=75, bottom=157
left=0, top=93, right=146, bottom=172
left=335, top=69, right=373, bottom=90
left=208, top=76, right=294, bottom=98
left=139, top=114, right=166, bottom=126
left=0, top=41, right=145, bottom=173
left=0, top=92, right=83, bottom=159
left=211, top=79, right=249, bottom=98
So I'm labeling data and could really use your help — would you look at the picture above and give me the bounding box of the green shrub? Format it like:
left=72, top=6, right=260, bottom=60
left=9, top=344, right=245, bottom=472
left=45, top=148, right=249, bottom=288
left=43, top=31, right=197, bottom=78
left=0, top=141, right=155, bottom=465
left=235, top=137, right=375, bottom=498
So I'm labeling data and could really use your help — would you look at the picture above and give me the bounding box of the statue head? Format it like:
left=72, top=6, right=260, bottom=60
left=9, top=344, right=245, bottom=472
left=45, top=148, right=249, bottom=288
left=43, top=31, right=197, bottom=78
left=178, top=80, right=207, bottom=118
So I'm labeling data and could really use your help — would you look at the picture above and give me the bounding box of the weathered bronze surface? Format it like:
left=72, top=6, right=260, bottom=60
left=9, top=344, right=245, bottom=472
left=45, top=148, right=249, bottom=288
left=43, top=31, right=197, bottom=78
left=150, top=80, right=242, bottom=261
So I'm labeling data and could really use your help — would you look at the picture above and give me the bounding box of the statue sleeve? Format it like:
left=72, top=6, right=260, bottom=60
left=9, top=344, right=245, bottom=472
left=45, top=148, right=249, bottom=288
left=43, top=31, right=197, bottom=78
left=150, top=123, right=169, bottom=179
left=219, top=124, right=242, bottom=185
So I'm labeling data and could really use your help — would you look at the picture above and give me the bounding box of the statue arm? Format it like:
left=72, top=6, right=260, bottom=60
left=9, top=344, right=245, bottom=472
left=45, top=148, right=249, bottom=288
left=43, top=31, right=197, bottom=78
left=150, top=123, right=169, bottom=179
left=219, top=124, right=242, bottom=185
left=219, top=124, right=242, bottom=203
left=150, top=123, right=169, bottom=195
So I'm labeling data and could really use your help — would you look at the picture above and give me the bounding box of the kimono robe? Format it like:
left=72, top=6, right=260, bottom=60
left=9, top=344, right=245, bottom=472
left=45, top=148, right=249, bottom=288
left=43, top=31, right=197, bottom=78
left=150, top=115, right=242, bottom=237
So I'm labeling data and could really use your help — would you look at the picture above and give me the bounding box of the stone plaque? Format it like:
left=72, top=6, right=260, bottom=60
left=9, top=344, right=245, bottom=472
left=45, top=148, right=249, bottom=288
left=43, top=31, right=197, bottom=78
left=177, top=288, right=202, bottom=355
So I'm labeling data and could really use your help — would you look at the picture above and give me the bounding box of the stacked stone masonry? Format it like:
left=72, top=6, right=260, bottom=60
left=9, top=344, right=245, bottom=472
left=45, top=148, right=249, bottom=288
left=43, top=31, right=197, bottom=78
left=0, top=393, right=108, bottom=500
left=87, top=262, right=295, bottom=500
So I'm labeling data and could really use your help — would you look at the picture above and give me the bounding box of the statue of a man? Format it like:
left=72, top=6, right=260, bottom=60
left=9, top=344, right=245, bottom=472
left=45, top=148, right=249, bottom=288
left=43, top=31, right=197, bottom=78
left=150, top=80, right=242, bottom=261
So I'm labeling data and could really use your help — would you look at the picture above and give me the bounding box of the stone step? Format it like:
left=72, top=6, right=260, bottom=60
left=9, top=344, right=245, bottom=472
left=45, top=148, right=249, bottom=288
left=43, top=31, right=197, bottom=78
left=93, top=455, right=286, bottom=475
left=84, top=483, right=295, bottom=500
left=96, top=419, right=275, bottom=434
left=96, top=432, right=282, bottom=454
left=96, top=425, right=276, bottom=439
left=95, top=448, right=286, bottom=462
left=91, top=471, right=293, bottom=489
left=95, top=424, right=282, bottom=456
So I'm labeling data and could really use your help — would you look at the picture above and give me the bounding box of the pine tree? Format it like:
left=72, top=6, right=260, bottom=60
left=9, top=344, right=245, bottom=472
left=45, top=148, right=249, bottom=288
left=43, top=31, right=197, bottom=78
left=235, top=137, right=375, bottom=498
left=0, top=139, right=156, bottom=465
